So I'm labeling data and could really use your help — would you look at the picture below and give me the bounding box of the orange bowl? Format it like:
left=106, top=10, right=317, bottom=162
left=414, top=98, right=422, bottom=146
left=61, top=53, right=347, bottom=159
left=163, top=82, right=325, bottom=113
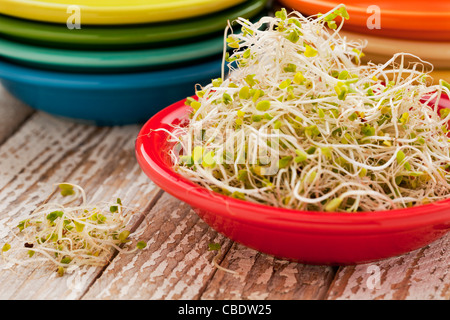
left=278, top=0, right=450, bottom=41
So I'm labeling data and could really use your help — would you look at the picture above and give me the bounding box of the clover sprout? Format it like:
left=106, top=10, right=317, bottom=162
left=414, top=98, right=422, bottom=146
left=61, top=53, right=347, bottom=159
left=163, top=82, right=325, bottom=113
left=167, top=6, right=450, bottom=212
left=1, top=183, right=148, bottom=276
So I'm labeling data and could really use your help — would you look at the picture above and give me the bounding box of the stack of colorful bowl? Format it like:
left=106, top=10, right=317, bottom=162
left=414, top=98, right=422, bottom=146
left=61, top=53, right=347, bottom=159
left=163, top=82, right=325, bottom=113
left=0, top=0, right=268, bottom=125
left=277, top=0, right=450, bottom=76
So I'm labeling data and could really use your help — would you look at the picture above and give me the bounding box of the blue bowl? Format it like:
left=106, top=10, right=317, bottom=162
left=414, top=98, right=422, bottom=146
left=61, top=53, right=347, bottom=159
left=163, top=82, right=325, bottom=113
left=0, top=57, right=224, bottom=126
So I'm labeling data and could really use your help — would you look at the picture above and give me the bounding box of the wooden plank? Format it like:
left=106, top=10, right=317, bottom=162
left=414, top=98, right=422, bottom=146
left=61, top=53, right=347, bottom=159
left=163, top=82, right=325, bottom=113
left=200, top=243, right=336, bottom=300
left=0, top=114, right=160, bottom=299
left=0, top=113, right=102, bottom=300
left=0, top=85, right=34, bottom=144
left=0, top=113, right=98, bottom=228
left=326, top=233, right=450, bottom=300
left=82, top=193, right=233, bottom=300
left=82, top=192, right=336, bottom=300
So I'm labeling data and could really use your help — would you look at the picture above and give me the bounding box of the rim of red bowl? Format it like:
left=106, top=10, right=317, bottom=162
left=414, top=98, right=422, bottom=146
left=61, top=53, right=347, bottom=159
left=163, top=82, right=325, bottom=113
left=135, top=97, right=450, bottom=236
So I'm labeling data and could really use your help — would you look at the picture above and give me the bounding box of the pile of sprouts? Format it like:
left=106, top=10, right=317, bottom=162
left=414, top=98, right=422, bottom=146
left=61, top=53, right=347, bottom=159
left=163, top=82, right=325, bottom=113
left=169, top=6, right=450, bottom=212
left=1, top=183, right=147, bottom=276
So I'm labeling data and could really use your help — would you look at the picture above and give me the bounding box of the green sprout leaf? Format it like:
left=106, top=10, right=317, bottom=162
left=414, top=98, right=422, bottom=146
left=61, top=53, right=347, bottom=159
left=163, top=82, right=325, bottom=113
left=2, top=243, right=11, bottom=252
left=59, top=183, right=74, bottom=197
left=256, top=100, right=271, bottom=111
left=275, top=8, right=287, bottom=20
left=325, top=197, right=343, bottom=212
left=294, top=149, right=308, bottom=163
left=278, top=156, right=293, bottom=169
left=73, top=220, right=85, bottom=232
left=334, top=82, right=349, bottom=100
left=244, top=74, right=258, bottom=87
left=304, top=44, right=318, bottom=57
left=46, top=211, right=63, bottom=222
left=119, top=230, right=131, bottom=243
left=208, top=243, right=221, bottom=251
left=136, top=241, right=147, bottom=250
left=293, top=71, right=305, bottom=84
left=396, top=150, right=406, bottom=164
left=361, top=124, right=375, bottom=137
left=202, top=151, right=216, bottom=168
left=239, top=86, right=250, bottom=100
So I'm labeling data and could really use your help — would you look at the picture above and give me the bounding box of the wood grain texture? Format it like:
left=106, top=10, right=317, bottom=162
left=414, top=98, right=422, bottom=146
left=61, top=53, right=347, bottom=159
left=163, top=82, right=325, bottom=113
left=200, top=243, right=336, bottom=300
left=0, top=112, right=160, bottom=299
left=82, top=192, right=232, bottom=300
left=83, top=192, right=335, bottom=300
left=326, top=233, right=450, bottom=300
left=0, top=85, right=33, bottom=144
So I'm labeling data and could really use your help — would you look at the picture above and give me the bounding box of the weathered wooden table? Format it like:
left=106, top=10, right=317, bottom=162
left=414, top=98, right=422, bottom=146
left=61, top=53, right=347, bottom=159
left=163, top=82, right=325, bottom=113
left=0, top=81, right=448, bottom=301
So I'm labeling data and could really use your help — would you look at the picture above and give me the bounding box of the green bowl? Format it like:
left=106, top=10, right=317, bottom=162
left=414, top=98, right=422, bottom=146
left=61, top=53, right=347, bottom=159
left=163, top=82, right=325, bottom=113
left=0, top=35, right=226, bottom=73
left=0, top=0, right=267, bottom=49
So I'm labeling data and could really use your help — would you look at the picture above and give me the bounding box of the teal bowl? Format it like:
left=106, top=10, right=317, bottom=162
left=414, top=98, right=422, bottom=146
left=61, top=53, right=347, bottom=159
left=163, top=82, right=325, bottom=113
left=0, top=57, right=224, bottom=126
left=0, top=35, right=225, bottom=73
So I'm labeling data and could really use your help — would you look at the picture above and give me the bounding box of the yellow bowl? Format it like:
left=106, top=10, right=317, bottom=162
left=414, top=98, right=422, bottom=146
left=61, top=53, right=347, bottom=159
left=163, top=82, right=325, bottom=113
left=0, top=0, right=246, bottom=25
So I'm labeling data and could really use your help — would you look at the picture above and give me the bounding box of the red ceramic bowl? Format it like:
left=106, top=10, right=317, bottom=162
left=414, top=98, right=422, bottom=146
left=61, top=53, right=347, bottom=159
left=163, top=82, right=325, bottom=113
left=135, top=96, right=450, bottom=265
left=278, top=0, right=450, bottom=42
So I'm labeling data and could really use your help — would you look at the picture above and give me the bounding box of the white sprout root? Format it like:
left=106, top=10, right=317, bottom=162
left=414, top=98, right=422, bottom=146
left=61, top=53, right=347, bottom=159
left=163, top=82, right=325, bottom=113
left=1, top=183, right=147, bottom=276
left=169, top=6, right=450, bottom=213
